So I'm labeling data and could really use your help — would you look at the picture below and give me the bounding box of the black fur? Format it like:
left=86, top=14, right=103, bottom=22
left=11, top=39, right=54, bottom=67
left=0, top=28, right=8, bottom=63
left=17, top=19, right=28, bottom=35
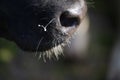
left=0, top=0, right=87, bottom=52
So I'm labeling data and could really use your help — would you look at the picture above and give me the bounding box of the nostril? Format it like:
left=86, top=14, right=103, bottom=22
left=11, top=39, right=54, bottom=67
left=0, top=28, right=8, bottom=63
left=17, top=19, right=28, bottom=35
left=60, top=11, right=80, bottom=27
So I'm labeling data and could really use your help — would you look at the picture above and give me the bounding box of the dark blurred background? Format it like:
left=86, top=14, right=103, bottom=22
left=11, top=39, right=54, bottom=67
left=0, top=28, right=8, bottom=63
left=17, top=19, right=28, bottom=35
left=0, top=0, right=119, bottom=80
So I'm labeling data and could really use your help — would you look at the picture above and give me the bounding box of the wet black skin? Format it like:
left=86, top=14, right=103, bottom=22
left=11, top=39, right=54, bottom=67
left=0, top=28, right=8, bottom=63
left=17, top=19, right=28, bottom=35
left=0, top=0, right=87, bottom=52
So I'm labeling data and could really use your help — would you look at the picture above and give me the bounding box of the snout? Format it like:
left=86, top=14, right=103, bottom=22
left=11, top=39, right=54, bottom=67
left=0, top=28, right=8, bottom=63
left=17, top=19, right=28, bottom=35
left=4, top=0, right=87, bottom=52
left=39, top=1, right=87, bottom=50
left=34, top=1, right=87, bottom=35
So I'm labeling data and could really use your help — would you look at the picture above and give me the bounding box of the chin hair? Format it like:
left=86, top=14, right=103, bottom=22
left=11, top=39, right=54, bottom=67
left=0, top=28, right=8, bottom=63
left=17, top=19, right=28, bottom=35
left=35, top=40, right=70, bottom=62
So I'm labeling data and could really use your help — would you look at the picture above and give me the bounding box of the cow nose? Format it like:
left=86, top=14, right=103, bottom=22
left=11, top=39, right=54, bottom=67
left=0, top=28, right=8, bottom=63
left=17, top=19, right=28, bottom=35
left=60, top=11, right=81, bottom=27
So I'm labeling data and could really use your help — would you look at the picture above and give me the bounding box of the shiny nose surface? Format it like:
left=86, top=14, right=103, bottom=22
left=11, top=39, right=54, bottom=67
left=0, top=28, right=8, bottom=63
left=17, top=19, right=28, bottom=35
left=60, top=11, right=81, bottom=27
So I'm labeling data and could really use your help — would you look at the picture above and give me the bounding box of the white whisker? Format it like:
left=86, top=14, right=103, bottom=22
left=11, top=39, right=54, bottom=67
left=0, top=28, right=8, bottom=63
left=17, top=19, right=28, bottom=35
left=35, top=37, right=44, bottom=56
left=43, top=53, right=46, bottom=62
left=44, top=18, right=55, bottom=28
left=38, top=18, right=55, bottom=31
